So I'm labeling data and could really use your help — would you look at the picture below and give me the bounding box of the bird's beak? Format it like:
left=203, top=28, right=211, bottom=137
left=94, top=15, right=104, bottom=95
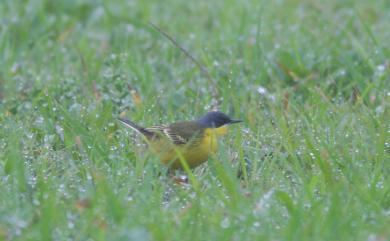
left=229, top=119, right=243, bottom=124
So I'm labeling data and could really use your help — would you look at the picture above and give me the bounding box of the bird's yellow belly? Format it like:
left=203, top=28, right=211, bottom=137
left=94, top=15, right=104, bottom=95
left=150, top=127, right=225, bottom=169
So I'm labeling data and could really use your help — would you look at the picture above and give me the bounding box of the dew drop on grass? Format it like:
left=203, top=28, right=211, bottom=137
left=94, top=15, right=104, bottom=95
left=375, top=64, right=386, bottom=74
left=87, top=173, right=92, bottom=180
left=303, top=202, right=312, bottom=210
left=32, top=198, right=40, bottom=206
left=127, top=227, right=151, bottom=241
left=43, top=134, right=55, bottom=149
left=110, top=146, right=117, bottom=151
left=69, top=103, right=82, bottom=113
left=220, top=217, right=230, bottom=229
left=55, top=125, right=64, bottom=141
left=34, top=116, right=44, bottom=126
left=254, top=189, right=274, bottom=215
left=102, top=67, right=114, bottom=79
left=383, top=209, right=390, bottom=217
left=324, top=206, right=330, bottom=213
left=257, top=86, right=267, bottom=95
left=189, top=192, right=196, bottom=199
left=375, top=181, right=384, bottom=189
left=337, top=69, right=346, bottom=76
left=28, top=176, right=37, bottom=188
left=78, top=186, right=86, bottom=193
left=8, top=215, right=28, bottom=237
left=68, top=220, right=75, bottom=229
left=375, top=106, right=384, bottom=114
left=26, top=132, right=34, bottom=139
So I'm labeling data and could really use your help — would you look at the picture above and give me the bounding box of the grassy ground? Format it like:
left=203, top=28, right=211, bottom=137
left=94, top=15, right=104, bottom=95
left=0, top=0, right=389, bottom=240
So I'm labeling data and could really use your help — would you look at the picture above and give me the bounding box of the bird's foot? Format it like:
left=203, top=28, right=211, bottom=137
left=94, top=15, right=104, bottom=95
left=172, top=175, right=189, bottom=185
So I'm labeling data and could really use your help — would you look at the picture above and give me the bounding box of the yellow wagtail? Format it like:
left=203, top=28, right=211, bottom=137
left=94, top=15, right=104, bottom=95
left=118, top=111, right=242, bottom=169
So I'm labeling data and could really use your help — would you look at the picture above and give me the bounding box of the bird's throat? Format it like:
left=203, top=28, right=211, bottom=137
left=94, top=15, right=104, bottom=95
left=213, top=125, right=228, bottom=136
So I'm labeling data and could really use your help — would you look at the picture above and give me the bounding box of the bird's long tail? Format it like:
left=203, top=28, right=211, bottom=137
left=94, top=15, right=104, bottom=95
left=117, top=118, right=154, bottom=137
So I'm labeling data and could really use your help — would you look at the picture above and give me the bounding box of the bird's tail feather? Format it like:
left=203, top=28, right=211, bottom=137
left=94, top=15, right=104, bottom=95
left=117, top=118, right=154, bottom=137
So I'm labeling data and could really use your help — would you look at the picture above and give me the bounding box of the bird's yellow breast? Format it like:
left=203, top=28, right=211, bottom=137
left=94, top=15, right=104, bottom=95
left=149, top=126, right=228, bottom=169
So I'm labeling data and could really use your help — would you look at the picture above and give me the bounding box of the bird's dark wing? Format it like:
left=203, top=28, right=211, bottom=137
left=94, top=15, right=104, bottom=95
left=146, top=121, right=204, bottom=145
left=144, top=125, right=169, bottom=140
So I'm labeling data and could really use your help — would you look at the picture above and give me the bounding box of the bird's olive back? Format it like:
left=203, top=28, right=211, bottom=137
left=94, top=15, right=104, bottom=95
left=169, top=121, right=205, bottom=140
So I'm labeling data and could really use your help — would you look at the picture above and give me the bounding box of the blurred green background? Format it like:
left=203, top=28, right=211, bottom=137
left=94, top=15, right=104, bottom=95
left=0, top=0, right=389, bottom=240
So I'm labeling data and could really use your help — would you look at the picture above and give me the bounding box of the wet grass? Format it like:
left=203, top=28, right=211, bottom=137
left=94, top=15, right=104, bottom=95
left=0, top=0, right=389, bottom=240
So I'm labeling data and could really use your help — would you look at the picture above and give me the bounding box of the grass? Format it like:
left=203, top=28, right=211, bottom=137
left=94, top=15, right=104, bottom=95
left=0, top=0, right=389, bottom=240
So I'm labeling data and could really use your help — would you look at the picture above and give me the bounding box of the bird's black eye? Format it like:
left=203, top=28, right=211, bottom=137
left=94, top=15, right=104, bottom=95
left=212, top=115, right=230, bottom=127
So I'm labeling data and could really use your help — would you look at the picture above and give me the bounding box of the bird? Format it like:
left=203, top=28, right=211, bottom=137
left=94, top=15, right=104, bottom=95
left=118, top=111, right=242, bottom=170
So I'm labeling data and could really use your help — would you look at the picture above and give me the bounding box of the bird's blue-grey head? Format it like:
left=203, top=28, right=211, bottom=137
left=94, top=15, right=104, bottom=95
left=197, top=111, right=242, bottom=128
